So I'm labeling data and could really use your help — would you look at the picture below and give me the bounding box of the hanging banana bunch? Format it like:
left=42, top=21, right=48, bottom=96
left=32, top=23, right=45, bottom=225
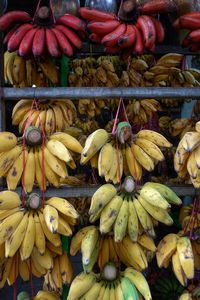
left=0, top=130, right=82, bottom=192
left=12, top=98, right=77, bottom=135
left=174, top=121, right=200, bottom=187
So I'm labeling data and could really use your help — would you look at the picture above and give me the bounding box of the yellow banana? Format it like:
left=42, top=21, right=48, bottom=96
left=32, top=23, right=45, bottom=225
left=156, top=233, right=178, bottom=268
left=34, top=213, right=46, bottom=255
left=0, top=191, right=21, bottom=210
left=70, top=225, right=96, bottom=256
left=46, top=139, right=73, bottom=164
left=0, top=132, right=17, bottom=152
left=177, top=237, right=194, bottom=280
left=43, top=204, right=59, bottom=234
left=140, top=185, right=170, bottom=210
left=125, top=146, right=142, bottom=181
left=23, top=148, right=35, bottom=193
left=81, top=227, right=99, bottom=265
left=128, top=199, right=139, bottom=242
left=68, top=272, right=97, bottom=300
left=172, top=250, right=187, bottom=286
left=98, top=142, right=114, bottom=177
left=135, top=137, right=164, bottom=161
left=131, top=143, right=154, bottom=172
left=138, top=234, right=156, bottom=252
left=20, top=211, right=35, bottom=260
left=44, top=146, right=67, bottom=178
left=136, top=130, right=172, bottom=148
left=34, top=148, right=46, bottom=191
left=50, top=132, right=83, bottom=154
left=114, top=197, right=129, bottom=242
left=0, top=145, right=22, bottom=177
left=58, top=216, right=72, bottom=236
left=59, top=252, right=73, bottom=284
left=46, top=197, right=79, bottom=219
left=181, top=131, right=200, bottom=152
left=31, top=246, right=53, bottom=270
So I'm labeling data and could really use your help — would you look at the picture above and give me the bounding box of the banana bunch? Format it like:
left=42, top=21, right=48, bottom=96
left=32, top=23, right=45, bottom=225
left=0, top=191, right=78, bottom=260
left=160, top=98, right=186, bottom=108
left=126, top=98, right=161, bottom=125
left=159, top=116, right=172, bottom=135
left=33, top=291, right=60, bottom=300
left=78, top=99, right=107, bottom=118
left=75, top=118, right=99, bottom=134
left=174, top=121, right=200, bottom=187
left=12, top=98, right=77, bottom=134
left=88, top=182, right=181, bottom=242
left=43, top=252, right=73, bottom=294
left=169, top=119, right=194, bottom=138
left=4, top=51, right=59, bottom=87
left=70, top=225, right=156, bottom=272
left=0, top=130, right=82, bottom=191
left=179, top=204, right=200, bottom=232
left=68, top=264, right=152, bottom=300
left=156, top=234, right=194, bottom=286
left=178, top=291, right=193, bottom=300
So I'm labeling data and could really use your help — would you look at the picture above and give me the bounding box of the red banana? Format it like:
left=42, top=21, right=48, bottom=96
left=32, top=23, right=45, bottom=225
left=79, top=7, right=116, bottom=22
left=0, top=11, right=32, bottom=31
left=18, top=26, right=38, bottom=57
left=32, top=28, right=45, bottom=57
left=57, top=14, right=85, bottom=31
left=189, top=43, right=200, bottom=52
left=172, top=18, right=180, bottom=30
left=51, top=27, right=73, bottom=57
left=105, top=46, right=121, bottom=54
left=118, top=24, right=136, bottom=48
left=55, top=24, right=82, bottom=49
left=89, top=33, right=102, bottom=44
left=150, top=16, right=165, bottom=43
left=45, top=28, right=61, bottom=58
left=87, top=20, right=120, bottom=36
left=101, top=23, right=126, bottom=47
left=3, top=24, right=20, bottom=44
left=7, top=23, right=33, bottom=52
left=133, top=25, right=144, bottom=55
left=179, top=15, right=200, bottom=30
left=137, top=15, right=156, bottom=50
left=187, top=29, right=200, bottom=43
left=139, top=0, right=176, bottom=14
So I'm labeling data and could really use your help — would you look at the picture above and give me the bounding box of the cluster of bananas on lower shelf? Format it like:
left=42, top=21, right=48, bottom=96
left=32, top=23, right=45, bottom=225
left=4, top=51, right=59, bottom=87
left=174, top=121, right=200, bottom=187
left=17, top=290, right=60, bottom=300
left=88, top=182, right=181, bottom=242
left=78, top=99, right=107, bottom=118
left=169, top=118, right=195, bottom=138
left=179, top=204, right=200, bottom=233
left=12, top=98, right=77, bottom=134
left=160, top=98, right=187, bottom=108
left=75, top=117, right=99, bottom=134
left=81, top=128, right=172, bottom=183
left=156, top=234, right=194, bottom=286
left=68, top=264, right=152, bottom=300
left=70, top=225, right=156, bottom=272
left=0, top=199, right=76, bottom=288
left=0, top=131, right=82, bottom=192
left=126, top=98, right=161, bottom=125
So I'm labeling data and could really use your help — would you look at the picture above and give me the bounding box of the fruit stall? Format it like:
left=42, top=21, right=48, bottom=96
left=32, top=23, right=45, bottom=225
left=1, top=0, right=200, bottom=300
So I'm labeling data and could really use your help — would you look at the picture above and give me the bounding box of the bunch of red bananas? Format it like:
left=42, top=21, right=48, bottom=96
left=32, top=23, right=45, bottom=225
left=173, top=12, right=200, bottom=52
left=0, top=8, right=85, bottom=58
left=79, top=5, right=165, bottom=57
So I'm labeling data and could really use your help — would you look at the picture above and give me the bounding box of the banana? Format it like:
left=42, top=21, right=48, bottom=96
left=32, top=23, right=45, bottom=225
left=70, top=225, right=96, bottom=256
left=81, top=281, right=102, bottom=300
left=32, top=246, right=53, bottom=270
left=0, top=207, right=21, bottom=221
left=0, top=191, right=21, bottom=210
left=34, top=213, right=46, bottom=255
left=98, top=142, right=114, bottom=177
left=128, top=199, right=139, bottom=242
left=135, top=137, right=164, bottom=161
left=156, top=233, right=178, bottom=268
left=138, top=234, right=156, bottom=252
left=57, top=216, right=72, bottom=236
left=115, top=279, right=124, bottom=300
left=46, top=197, right=79, bottom=219
left=38, top=58, right=59, bottom=85
left=0, top=145, right=22, bottom=177
left=0, top=257, right=13, bottom=288
left=114, top=196, right=129, bottom=242
left=172, top=250, right=187, bottom=286
left=81, top=129, right=109, bottom=164
left=12, top=55, right=26, bottom=84
left=100, top=194, right=123, bottom=234
left=178, top=292, right=192, bottom=300
left=81, top=227, right=99, bottom=265
left=140, top=185, right=171, bottom=210
left=144, top=182, right=182, bottom=205
left=187, top=151, right=198, bottom=179
left=43, top=146, right=67, bottom=178
left=19, top=259, right=30, bottom=281
left=83, top=238, right=100, bottom=273
left=46, top=139, right=73, bottom=164
left=0, top=132, right=17, bottom=152
left=105, top=147, right=118, bottom=181
left=124, top=268, right=152, bottom=300
left=34, top=290, right=59, bottom=300
left=50, top=132, right=83, bottom=154
left=177, top=237, right=194, bottom=280
left=182, top=131, right=200, bottom=152
left=38, top=210, right=61, bottom=247
left=136, top=130, right=172, bottom=148
left=34, top=148, right=46, bottom=191
left=98, top=237, right=109, bottom=270
left=108, top=236, right=118, bottom=264
left=0, top=210, right=24, bottom=245
left=23, top=148, right=35, bottom=193
left=133, top=196, right=155, bottom=237
left=123, top=237, right=148, bottom=270
left=51, top=256, right=62, bottom=290
left=43, top=204, right=59, bottom=234
left=125, top=146, right=142, bottom=181
left=131, top=143, right=154, bottom=172
left=68, top=272, right=97, bottom=300
left=121, top=275, right=140, bottom=300
left=20, top=211, right=35, bottom=260
left=59, top=252, right=73, bottom=284
left=5, top=212, right=29, bottom=257
left=45, top=108, right=55, bottom=135
left=138, top=195, right=173, bottom=226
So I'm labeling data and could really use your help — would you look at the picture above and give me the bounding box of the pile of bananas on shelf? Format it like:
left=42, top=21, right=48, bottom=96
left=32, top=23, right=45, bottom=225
left=0, top=191, right=77, bottom=288
left=81, top=127, right=172, bottom=183
left=156, top=234, right=194, bottom=286
left=12, top=99, right=77, bottom=134
left=68, top=263, right=152, bottom=300
left=18, top=290, right=60, bottom=300
left=174, top=121, right=200, bottom=187
left=75, top=117, right=99, bottom=134
left=87, top=181, right=181, bottom=243
left=70, top=225, right=156, bottom=273
left=0, top=130, right=82, bottom=191
left=169, top=119, right=195, bottom=138
left=179, top=204, right=200, bottom=233
left=126, top=98, right=161, bottom=125
left=4, top=51, right=59, bottom=87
